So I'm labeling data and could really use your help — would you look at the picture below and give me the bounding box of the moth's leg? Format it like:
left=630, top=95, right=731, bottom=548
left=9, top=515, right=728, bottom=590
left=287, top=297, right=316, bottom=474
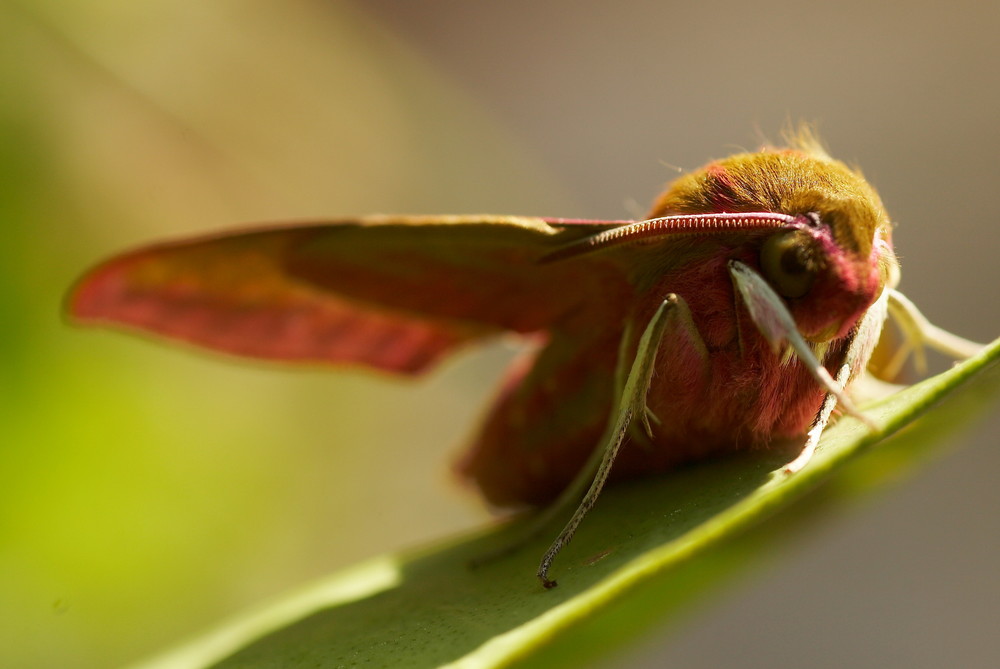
left=614, top=319, right=660, bottom=438
left=783, top=362, right=850, bottom=474
left=623, top=298, right=707, bottom=441
left=883, top=290, right=985, bottom=378
left=612, top=318, right=634, bottom=402
left=784, top=288, right=890, bottom=474
left=559, top=296, right=705, bottom=506
left=472, top=297, right=701, bottom=578
left=469, top=324, right=643, bottom=568
left=466, top=409, right=623, bottom=569
left=537, top=295, right=681, bottom=588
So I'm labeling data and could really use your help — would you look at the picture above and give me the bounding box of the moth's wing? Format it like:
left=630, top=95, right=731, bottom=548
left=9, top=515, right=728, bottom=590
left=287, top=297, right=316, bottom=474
left=68, top=215, right=624, bottom=374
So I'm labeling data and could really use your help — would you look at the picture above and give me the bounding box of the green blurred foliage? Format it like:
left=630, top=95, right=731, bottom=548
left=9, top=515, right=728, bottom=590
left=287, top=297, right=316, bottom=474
left=0, top=1, right=574, bottom=666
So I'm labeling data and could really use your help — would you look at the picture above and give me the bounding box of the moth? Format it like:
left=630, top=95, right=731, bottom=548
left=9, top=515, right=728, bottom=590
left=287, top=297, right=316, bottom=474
left=67, top=135, right=982, bottom=587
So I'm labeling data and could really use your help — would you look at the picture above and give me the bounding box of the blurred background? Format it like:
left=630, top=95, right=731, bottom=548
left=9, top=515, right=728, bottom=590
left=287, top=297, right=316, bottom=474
left=2, top=1, right=998, bottom=667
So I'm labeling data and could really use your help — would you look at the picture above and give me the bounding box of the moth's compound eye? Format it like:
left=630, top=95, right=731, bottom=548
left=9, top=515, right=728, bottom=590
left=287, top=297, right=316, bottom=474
left=760, top=230, right=818, bottom=299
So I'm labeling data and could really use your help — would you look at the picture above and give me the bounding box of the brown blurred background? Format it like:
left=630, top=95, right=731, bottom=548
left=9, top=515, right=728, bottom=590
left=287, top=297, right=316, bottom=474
left=1, top=1, right=998, bottom=667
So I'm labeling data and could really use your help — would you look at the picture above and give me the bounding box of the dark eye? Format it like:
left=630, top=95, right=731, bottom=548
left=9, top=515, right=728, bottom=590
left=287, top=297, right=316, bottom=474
left=760, top=230, right=818, bottom=298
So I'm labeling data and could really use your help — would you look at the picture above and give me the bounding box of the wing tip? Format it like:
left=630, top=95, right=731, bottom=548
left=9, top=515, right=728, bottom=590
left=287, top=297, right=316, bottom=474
left=63, top=257, right=129, bottom=325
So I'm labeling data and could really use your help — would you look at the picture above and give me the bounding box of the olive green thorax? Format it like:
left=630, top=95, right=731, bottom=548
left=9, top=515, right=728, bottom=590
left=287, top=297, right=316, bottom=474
left=649, top=150, right=890, bottom=258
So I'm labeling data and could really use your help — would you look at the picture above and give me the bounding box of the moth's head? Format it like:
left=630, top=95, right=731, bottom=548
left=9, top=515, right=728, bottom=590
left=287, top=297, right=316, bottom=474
left=651, top=142, right=900, bottom=342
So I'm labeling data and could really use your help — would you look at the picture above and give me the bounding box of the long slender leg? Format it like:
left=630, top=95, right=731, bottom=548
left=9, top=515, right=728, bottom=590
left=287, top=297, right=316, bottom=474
left=783, top=362, right=850, bottom=474
left=788, top=289, right=985, bottom=474
left=786, top=286, right=986, bottom=475
left=537, top=295, right=682, bottom=588
left=784, top=286, right=889, bottom=474
left=471, top=296, right=706, bottom=573
left=467, top=397, right=624, bottom=569
left=613, top=318, right=634, bottom=403
left=467, top=323, right=643, bottom=569
left=882, top=290, right=985, bottom=378
left=616, top=319, right=659, bottom=441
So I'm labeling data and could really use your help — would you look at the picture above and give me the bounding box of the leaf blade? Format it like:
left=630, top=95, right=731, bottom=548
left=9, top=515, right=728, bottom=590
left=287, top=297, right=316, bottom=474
left=132, top=337, right=1000, bottom=669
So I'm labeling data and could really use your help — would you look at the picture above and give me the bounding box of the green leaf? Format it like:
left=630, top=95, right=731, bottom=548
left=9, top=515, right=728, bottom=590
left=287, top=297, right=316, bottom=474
left=134, top=338, right=1000, bottom=669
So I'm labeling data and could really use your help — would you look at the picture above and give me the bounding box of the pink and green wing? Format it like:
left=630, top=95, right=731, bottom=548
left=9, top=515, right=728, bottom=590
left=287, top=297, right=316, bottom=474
left=67, top=215, right=621, bottom=374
